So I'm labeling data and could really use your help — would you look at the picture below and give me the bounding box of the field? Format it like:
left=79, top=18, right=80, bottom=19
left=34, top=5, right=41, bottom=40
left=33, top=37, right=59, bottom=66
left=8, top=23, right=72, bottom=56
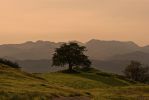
left=0, top=65, right=87, bottom=100
left=0, top=65, right=149, bottom=100
left=38, top=69, right=149, bottom=100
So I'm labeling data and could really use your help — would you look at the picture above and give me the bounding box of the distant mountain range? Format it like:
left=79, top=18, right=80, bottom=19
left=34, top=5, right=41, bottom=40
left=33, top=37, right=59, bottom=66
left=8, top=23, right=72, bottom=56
left=0, top=39, right=149, bottom=74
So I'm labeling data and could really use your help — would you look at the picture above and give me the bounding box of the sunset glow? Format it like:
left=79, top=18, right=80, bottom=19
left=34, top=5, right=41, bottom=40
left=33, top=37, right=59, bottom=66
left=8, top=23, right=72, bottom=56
left=0, top=0, right=149, bottom=45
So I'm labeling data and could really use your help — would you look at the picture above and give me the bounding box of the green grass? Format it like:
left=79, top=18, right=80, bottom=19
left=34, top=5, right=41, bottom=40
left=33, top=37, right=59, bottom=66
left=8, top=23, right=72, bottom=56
left=38, top=72, right=131, bottom=89
left=0, top=65, right=87, bottom=100
left=0, top=65, right=149, bottom=100
left=38, top=69, right=149, bottom=100
left=91, top=85, right=149, bottom=100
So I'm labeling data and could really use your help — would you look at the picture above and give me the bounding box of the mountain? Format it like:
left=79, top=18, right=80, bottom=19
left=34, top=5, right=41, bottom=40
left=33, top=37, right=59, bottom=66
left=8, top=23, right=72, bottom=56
left=18, top=59, right=130, bottom=74
left=109, top=51, right=149, bottom=64
left=86, top=39, right=140, bottom=60
left=0, top=39, right=149, bottom=74
left=140, top=45, right=149, bottom=53
left=0, top=40, right=62, bottom=60
left=0, top=39, right=141, bottom=60
left=18, top=59, right=66, bottom=73
left=93, top=51, right=149, bottom=74
left=18, top=51, right=149, bottom=74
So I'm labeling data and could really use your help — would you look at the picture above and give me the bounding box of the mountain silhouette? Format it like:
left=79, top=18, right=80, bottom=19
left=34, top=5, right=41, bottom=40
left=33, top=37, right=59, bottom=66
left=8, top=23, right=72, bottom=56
left=0, top=39, right=148, bottom=74
left=0, top=39, right=143, bottom=60
left=86, top=39, right=140, bottom=60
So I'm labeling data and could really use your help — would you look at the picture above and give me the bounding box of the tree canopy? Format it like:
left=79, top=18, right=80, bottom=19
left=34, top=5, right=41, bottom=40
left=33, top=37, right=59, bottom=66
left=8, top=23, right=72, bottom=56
left=52, top=42, right=91, bottom=72
left=124, top=61, right=149, bottom=83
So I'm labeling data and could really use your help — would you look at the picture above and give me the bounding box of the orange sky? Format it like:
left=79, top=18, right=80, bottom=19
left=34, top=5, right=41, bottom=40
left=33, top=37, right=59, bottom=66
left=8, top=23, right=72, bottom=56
left=0, top=0, right=149, bottom=46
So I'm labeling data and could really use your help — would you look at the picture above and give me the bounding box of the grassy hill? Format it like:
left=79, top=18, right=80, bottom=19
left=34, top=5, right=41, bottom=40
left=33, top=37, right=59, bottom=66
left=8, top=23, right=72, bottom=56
left=38, top=69, right=149, bottom=100
left=38, top=71, right=131, bottom=90
left=0, top=65, right=87, bottom=100
left=0, top=65, right=149, bottom=100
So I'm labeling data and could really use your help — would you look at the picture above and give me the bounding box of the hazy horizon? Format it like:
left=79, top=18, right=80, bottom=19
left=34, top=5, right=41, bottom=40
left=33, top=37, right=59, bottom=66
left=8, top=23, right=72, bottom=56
left=0, top=0, right=149, bottom=46
left=0, top=39, right=148, bottom=47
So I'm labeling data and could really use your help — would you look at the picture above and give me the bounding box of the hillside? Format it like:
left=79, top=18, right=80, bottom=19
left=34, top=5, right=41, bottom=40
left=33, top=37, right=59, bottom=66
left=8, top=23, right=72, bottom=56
left=109, top=51, right=149, bottom=62
left=0, top=65, right=87, bottom=100
left=1, top=65, right=149, bottom=100
left=37, top=69, right=149, bottom=100
left=38, top=70, right=132, bottom=89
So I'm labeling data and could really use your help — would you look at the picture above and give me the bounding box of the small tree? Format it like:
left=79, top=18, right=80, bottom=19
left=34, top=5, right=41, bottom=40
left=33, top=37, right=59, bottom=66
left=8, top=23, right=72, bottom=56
left=52, top=42, right=91, bottom=72
left=124, top=61, right=149, bottom=83
left=0, top=58, right=20, bottom=68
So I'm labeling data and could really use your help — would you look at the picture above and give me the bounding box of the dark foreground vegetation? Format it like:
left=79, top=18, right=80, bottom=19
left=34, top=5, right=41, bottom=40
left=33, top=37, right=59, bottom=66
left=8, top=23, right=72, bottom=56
left=0, top=58, right=20, bottom=68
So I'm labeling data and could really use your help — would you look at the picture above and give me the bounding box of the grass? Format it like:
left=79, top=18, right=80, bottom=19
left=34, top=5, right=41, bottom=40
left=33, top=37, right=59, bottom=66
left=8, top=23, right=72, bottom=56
left=0, top=65, right=149, bottom=100
left=38, top=69, right=149, bottom=100
left=0, top=65, right=87, bottom=100
left=38, top=72, right=131, bottom=89
left=91, top=85, right=149, bottom=100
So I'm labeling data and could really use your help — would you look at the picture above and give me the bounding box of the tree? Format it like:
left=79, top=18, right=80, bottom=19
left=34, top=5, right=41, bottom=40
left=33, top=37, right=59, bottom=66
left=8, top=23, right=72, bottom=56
left=124, top=61, right=149, bottom=83
left=0, top=58, right=20, bottom=68
left=52, top=42, right=91, bottom=72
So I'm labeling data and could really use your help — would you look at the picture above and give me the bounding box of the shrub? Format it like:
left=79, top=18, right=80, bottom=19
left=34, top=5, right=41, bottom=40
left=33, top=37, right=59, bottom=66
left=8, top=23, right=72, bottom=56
left=0, top=58, right=20, bottom=68
left=124, top=61, right=149, bottom=83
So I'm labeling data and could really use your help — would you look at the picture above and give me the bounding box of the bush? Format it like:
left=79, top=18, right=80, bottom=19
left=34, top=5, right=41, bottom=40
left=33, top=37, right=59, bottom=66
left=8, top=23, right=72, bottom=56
left=0, top=58, right=20, bottom=68
left=124, top=61, right=149, bottom=83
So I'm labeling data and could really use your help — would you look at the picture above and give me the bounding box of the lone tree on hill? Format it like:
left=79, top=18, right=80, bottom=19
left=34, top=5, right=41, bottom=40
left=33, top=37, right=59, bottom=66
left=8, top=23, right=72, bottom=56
left=124, top=61, right=149, bottom=83
left=52, top=42, right=91, bottom=72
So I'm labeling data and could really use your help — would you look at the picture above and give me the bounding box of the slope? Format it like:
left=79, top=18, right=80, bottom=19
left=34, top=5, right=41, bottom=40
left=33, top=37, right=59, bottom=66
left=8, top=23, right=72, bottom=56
left=39, top=69, right=149, bottom=100
left=0, top=65, right=149, bottom=100
left=39, top=70, right=132, bottom=90
left=0, top=65, right=87, bottom=100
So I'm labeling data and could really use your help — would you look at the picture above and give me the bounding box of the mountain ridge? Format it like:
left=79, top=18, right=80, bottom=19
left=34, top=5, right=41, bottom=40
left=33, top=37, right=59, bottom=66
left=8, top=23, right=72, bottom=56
left=0, top=39, right=147, bottom=60
left=0, top=39, right=149, bottom=74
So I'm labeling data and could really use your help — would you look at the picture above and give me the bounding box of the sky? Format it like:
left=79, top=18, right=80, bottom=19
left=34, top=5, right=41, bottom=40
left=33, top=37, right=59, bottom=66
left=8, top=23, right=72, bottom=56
left=0, top=0, right=149, bottom=46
